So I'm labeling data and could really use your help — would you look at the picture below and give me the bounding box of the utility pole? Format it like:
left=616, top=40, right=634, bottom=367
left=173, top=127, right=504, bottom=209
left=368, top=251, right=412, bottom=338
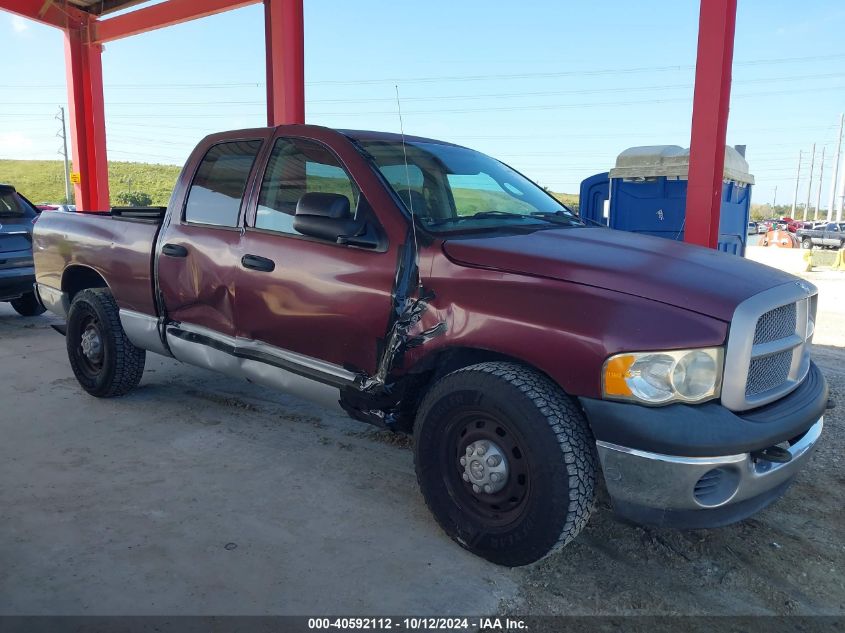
left=804, top=143, right=815, bottom=221
left=837, top=153, right=845, bottom=222
left=815, top=147, right=825, bottom=221
left=791, top=150, right=802, bottom=218
left=773, top=185, right=777, bottom=209
left=828, top=113, right=844, bottom=221
left=55, top=107, right=72, bottom=204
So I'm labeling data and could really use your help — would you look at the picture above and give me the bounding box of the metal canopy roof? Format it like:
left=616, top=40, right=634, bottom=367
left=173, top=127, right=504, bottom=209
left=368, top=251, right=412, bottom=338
left=66, top=0, right=150, bottom=16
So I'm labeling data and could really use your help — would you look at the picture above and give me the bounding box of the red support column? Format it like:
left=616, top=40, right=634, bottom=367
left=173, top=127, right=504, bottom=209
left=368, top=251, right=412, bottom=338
left=64, top=25, right=110, bottom=211
left=264, top=0, right=305, bottom=126
left=685, top=0, right=737, bottom=249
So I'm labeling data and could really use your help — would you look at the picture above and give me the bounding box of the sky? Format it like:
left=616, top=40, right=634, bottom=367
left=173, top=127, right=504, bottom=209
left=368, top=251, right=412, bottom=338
left=2, top=0, right=845, bottom=209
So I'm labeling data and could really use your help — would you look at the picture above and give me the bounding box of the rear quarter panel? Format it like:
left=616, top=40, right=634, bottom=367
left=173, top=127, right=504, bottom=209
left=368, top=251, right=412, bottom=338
left=33, top=211, right=159, bottom=315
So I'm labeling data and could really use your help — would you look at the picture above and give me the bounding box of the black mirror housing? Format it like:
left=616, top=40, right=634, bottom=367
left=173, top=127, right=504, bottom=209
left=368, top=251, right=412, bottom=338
left=293, top=192, right=359, bottom=242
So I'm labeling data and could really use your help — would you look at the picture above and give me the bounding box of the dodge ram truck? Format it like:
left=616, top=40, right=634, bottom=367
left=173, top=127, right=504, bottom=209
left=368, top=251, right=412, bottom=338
left=33, top=125, right=828, bottom=566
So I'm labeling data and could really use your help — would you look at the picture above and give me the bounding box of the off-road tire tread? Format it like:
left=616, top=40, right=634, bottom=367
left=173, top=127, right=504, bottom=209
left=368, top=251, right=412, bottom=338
left=414, top=361, right=597, bottom=564
left=68, top=288, right=145, bottom=397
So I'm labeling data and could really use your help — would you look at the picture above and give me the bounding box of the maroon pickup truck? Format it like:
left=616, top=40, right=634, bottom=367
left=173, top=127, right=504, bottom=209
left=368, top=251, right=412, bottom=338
left=33, top=125, right=828, bottom=566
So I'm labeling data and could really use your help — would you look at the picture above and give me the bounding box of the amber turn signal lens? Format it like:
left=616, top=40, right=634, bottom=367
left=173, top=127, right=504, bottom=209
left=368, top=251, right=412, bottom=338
left=603, top=354, right=635, bottom=397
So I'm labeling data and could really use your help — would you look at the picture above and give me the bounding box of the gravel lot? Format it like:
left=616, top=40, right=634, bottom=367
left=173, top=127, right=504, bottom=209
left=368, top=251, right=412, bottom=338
left=0, top=256, right=842, bottom=616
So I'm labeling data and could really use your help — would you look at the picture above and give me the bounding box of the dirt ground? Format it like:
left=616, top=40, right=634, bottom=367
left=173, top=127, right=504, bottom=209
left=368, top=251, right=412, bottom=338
left=0, top=258, right=842, bottom=617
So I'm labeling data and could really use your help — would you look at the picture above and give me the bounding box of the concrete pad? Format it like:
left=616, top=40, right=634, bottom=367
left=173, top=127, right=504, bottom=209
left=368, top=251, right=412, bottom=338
left=746, top=245, right=809, bottom=274
left=0, top=304, right=518, bottom=615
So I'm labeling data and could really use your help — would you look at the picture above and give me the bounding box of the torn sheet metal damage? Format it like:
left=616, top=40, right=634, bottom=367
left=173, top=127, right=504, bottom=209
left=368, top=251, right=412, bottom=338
left=341, top=234, right=446, bottom=428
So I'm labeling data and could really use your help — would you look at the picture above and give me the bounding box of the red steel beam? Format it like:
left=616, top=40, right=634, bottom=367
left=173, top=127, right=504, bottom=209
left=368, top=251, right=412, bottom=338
left=92, top=0, right=260, bottom=43
left=0, top=0, right=88, bottom=29
left=65, top=27, right=109, bottom=210
left=685, top=0, right=737, bottom=249
left=265, top=0, right=304, bottom=125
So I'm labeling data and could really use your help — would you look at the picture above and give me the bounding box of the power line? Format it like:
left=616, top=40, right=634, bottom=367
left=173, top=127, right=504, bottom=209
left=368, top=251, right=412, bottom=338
left=3, top=52, right=844, bottom=90
left=5, top=83, right=840, bottom=120
left=6, top=71, right=844, bottom=108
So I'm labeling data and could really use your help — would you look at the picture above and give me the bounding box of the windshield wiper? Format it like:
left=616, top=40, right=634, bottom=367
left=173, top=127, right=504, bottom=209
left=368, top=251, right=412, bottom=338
left=529, top=211, right=587, bottom=227
left=425, top=211, right=535, bottom=226
left=425, top=210, right=584, bottom=228
left=469, top=211, right=529, bottom=219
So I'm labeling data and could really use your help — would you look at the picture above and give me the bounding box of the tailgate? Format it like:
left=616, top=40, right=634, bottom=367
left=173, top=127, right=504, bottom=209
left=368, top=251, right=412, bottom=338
left=0, top=231, right=32, bottom=254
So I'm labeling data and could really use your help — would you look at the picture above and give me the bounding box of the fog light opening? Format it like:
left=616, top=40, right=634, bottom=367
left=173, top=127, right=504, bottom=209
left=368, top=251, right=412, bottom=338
left=693, top=468, right=740, bottom=507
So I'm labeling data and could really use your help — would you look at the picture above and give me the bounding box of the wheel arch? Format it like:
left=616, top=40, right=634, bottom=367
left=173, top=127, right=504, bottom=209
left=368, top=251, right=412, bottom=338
left=393, top=345, right=567, bottom=432
left=61, top=265, right=110, bottom=302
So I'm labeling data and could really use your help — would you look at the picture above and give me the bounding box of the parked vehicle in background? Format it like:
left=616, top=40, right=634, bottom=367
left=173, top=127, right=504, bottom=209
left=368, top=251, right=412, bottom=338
left=0, top=185, right=46, bottom=316
left=37, top=203, right=76, bottom=213
left=796, top=222, right=844, bottom=249
left=757, top=223, right=767, bottom=234
left=32, top=125, right=828, bottom=566
left=747, top=221, right=758, bottom=234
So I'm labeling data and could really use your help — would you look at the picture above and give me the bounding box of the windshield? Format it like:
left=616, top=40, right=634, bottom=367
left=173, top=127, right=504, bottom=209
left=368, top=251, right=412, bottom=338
left=0, top=189, right=35, bottom=220
left=359, top=140, right=582, bottom=233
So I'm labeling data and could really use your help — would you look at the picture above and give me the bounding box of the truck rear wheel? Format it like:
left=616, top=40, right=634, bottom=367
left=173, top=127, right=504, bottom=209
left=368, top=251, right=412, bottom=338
left=413, top=361, right=596, bottom=566
left=10, top=292, right=46, bottom=316
left=66, top=288, right=146, bottom=398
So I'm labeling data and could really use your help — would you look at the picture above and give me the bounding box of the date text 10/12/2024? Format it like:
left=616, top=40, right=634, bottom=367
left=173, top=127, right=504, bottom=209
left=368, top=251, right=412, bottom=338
left=307, top=618, right=528, bottom=630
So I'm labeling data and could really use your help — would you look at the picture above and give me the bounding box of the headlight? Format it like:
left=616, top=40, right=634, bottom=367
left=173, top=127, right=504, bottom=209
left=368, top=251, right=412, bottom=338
left=602, top=348, right=723, bottom=405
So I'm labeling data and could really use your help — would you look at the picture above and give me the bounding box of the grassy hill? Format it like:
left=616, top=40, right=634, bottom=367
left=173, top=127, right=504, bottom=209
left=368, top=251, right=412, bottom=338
left=0, top=159, right=182, bottom=206
left=550, top=192, right=579, bottom=211
left=0, top=158, right=579, bottom=212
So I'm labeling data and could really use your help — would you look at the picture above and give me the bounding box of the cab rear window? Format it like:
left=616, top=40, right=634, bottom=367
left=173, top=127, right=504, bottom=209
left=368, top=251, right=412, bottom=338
left=184, top=140, right=263, bottom=227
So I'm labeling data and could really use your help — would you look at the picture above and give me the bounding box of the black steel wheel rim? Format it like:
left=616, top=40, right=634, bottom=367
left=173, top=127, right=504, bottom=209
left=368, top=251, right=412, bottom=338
left=441, top=408, right=531, bottom=527
left=75, top=314, right=104, bottom=379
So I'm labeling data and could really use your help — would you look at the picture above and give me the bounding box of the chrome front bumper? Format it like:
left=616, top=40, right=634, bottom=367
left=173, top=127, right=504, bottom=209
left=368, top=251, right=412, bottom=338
left=597, top=417, right=823, bottom=528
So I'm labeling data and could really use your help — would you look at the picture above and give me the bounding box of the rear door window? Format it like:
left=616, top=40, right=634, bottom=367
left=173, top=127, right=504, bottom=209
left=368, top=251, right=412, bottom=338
left=184, top=140, right=263, bottom=227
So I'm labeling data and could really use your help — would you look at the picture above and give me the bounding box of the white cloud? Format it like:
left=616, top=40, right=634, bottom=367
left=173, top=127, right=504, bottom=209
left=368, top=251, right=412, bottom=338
left=0, top=132, right=35, bottom=156
left=11, top=15, right=30, bottom=33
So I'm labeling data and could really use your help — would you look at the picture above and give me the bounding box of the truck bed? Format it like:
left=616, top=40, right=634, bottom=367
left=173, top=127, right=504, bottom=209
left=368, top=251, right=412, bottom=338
left=33, top=210, right=161, bottom=316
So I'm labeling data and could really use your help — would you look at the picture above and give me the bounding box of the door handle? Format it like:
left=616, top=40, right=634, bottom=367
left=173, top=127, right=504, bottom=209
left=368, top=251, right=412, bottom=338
left=162, top=243, right=188, bottom=258
left=241, top=253, right=275, bottom=272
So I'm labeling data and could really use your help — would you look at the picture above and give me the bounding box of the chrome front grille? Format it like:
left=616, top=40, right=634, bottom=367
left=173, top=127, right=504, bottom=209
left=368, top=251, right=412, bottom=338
left=746, top=351, right=792, bottom=397
left=753, top=303, right=797, bottom=345
left=722, top=281, right=817, bottom=411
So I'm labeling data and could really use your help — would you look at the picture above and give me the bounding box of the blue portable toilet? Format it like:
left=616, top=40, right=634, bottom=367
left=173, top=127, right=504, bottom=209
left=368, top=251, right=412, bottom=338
left=579, top=172, right=610, bottom=226
left=580, top=145, right=754, bottom=255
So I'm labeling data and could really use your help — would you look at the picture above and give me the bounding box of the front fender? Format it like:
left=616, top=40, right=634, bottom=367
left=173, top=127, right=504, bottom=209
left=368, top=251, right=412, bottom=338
left=408, top=263, right=727, bottom=399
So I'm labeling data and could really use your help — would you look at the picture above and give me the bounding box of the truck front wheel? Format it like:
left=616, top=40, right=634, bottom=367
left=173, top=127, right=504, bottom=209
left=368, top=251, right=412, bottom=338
left=413, top=362, right=596, bottom=566
left=66, top=288, right=146, bottom=397
left=801, top=238, right=813, bottom=249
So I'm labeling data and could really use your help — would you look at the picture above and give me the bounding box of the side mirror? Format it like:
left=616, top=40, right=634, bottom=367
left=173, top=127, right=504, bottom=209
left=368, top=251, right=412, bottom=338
left=293, top=192, right=381, bottom=249
left=293, top=192, right=359, bottom=242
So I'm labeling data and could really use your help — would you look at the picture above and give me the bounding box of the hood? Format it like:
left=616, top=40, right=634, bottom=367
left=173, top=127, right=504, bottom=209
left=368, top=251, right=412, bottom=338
left=442, top=228, right=797, bottom=321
